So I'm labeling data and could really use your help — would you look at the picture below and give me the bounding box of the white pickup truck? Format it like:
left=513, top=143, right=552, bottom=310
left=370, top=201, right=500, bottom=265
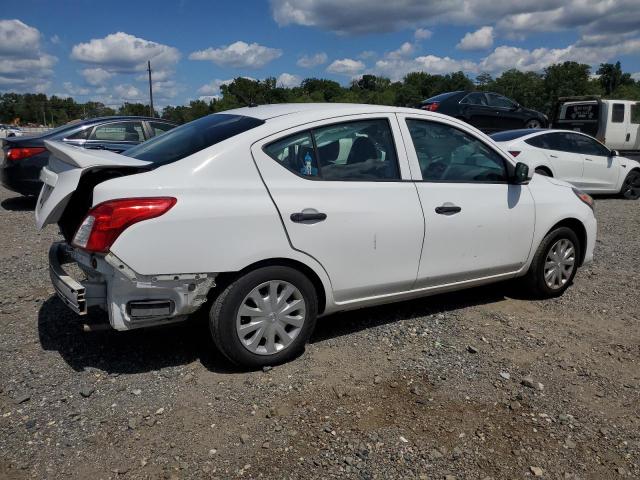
left=553, top=97, right=640, bottom=157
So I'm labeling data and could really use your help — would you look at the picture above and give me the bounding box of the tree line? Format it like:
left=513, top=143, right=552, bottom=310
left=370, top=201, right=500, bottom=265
left=1, top=61, right=638, bottom=127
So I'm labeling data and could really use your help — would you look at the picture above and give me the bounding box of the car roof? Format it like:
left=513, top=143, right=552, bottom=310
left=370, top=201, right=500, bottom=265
left=491, top=128, right=603, bottom=142
left=224, top=103, right=425, bottom=121
left=78, top=116, right=176, bottom=125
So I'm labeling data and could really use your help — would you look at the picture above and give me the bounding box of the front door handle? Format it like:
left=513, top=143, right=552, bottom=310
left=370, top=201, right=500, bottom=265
left=435, top=205, right=461, bottom=215
left=549, top=154, right=558, bottom=158
left=290, top=212, right=327, bottom=223
left=626, top=133, right=631, bottom=142
left=585, top=157, right=594, bottom=161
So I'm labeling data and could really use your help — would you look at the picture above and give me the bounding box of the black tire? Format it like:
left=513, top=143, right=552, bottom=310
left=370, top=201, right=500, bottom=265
left=209, top=266, right=318, bottom=368
left=535, top=167, right=551, bottom=177
left=523, top=227, right=581, bottom=298
left=620, top=170, right=640, bottom=200
left=525, top=119, right=542, bottom=129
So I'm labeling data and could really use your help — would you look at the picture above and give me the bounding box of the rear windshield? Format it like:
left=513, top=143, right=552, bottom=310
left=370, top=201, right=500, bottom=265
left=422, top=92, right=459, bottom=103
left=490, top=129, right=538, bottom=142
left=559, top=103, right=599, bottom=121
left=123, top=113, right=264, bottom=166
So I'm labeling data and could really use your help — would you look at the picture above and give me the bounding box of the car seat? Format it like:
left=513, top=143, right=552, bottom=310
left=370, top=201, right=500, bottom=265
left=346, top=137, right=377, bottom=164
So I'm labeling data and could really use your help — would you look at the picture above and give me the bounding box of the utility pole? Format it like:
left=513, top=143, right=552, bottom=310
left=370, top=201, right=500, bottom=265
left=147, top=60, right=154, bottom=118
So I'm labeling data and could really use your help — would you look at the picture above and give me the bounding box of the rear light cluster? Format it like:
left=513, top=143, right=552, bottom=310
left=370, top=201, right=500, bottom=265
left=73, top=197, right=176, bottom=253
left=6, top=147, right=46, bottom=161
left=508, top=150, right=521, bottom=157
left=420, top=102, right=440, bottom=112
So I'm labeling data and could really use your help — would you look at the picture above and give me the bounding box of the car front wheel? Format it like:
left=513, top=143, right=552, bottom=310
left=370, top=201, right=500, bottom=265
left=620, top=170, right=640, bottom=200
left=209, top=266, right=318, bottom=368
left=525, top=119, right=542, bottom=128
left=523, top=227, right=581, bottom=298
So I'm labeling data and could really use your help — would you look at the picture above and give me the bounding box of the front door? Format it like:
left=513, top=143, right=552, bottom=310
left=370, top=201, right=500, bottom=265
left=252, top=114, right=424, bottom=303
left=398, top=114, right=535, bottom=286
left=570, top=133, right=620, bottom=191
left=487, top=93, right=523, bottom=131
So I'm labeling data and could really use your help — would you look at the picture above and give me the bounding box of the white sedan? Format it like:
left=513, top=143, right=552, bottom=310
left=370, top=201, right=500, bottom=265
left=36, top=104, right=597, bottom=367
left=491, top=129, right=640, bottom=199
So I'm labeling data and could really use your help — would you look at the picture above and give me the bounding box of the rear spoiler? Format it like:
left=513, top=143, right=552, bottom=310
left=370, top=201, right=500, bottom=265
left=44, top=140, right=150, bottom=169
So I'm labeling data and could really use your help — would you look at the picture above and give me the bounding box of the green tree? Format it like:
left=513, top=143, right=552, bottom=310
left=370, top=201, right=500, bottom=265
left=597, top=61, right=633, bottom=95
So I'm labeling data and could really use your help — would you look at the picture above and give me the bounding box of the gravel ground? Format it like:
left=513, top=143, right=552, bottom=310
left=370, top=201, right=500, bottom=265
left=0, top=185, right=638, bottom=480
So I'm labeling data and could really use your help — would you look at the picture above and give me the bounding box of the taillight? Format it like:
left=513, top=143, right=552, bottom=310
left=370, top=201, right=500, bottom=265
left=421, top=102, right=440, bottom=112
left=508, top=151, right=521, bottom=157
left=6, top=147, right=46, bottom=161
left=72, top=197, right=176, bottom=253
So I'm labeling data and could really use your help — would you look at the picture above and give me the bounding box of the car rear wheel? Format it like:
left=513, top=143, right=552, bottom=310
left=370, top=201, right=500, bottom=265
left=534, top=167, right=551, bottom=177
left=525, top=119, right=542, bottom=129
left=523, top=227, right=580, bottom=298
left=209, top=266, right=318, bottom=368
left=620, top=170, right=640, bottom=200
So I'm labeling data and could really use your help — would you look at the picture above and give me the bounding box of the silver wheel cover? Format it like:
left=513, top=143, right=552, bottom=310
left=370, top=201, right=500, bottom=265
left=543, top=238, right=576, bottom=289
left=235, top=280, right=306, bottom=355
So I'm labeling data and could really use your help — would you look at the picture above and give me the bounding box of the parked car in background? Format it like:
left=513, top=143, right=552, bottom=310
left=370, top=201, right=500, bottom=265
left=0, top=124, right=24, bottom=137
left=37, top=103, right=596, bottom=368
left=491, top=129, right=640, bottom=199
left=417, top=91, right=548, bottom=133
left=1, top=116, right=176, bottom=196
left=552, top=96, right=640, bottom=156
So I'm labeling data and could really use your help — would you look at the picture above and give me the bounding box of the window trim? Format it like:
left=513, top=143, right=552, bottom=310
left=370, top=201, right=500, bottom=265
left=262, top=117, right=404, bottom=183
left=404, top=117, right=511, bottom=184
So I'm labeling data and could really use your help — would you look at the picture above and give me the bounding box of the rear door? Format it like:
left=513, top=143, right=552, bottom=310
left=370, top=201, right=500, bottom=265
left=459, top=93, right=495, bottom=131
left=251, top=114, right=425, bottom=303
left=537, top=132, right=585, bottom=184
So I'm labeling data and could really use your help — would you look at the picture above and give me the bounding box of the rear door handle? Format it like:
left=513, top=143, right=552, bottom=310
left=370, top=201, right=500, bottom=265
left=290, top=212, right=327, bottom=222
left=585, top=158, right=593, bottom=161
left=435, top=205, right=461, bottom=215
left=626, top=133, right=630, bottom=142
left=549, top=154, right=558, bottom=158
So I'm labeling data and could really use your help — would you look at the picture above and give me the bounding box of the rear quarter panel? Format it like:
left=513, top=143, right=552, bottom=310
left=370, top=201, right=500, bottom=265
left=91, top=138, right=335, bottom=304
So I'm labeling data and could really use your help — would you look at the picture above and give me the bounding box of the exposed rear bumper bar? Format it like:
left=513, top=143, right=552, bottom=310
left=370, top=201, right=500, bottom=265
left=49, top=242, right=88, bottom=315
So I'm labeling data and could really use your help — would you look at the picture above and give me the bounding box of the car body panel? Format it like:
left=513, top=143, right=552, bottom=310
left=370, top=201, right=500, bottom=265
left=36, top=104, right=597, bottom=330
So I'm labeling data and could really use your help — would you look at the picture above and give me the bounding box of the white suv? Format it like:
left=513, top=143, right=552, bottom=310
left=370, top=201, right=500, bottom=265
left=36, top=104, right=597, bottom=367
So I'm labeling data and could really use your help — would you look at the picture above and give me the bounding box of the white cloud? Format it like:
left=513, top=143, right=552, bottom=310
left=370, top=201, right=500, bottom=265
left=71, top=32, right=180, bottom=75
left=63, top=82, right=90, bottom=96
left=297, top=52, right=328, bottom=68
left=327, top=58, right=365, bottom=75
left=189, top=41, right=282, bottom=68
left=457, top=26, right=494, bottom=50
left=277, top=72, right=301, bottom=88
left=50, top=34, right=61, bottom=45
left=81, top=67, right=114, bottom=86
left=414, top=28, right=432, bottom=40
left=359, top=50, right=377, bottom=60
left=631, top=72, right=640, bottom=81
left=270, top=0, right=640, bottom=39
left=0, top=20, right=57, bottom=92
left=113, top=84, right=144, bottom=101
left=197, top=78, right=234, bottom=96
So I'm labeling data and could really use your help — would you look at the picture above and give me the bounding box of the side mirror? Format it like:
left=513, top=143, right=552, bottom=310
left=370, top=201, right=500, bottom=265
left=512, top=162, right=531, bottom=184
left=611, top=149, right=619, bottom=157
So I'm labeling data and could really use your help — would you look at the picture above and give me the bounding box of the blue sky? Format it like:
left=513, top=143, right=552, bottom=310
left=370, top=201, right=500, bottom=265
left=1, top=0, right=639, bottom=108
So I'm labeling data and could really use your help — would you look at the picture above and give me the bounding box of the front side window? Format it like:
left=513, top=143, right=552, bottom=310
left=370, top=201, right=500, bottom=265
left=570, top=134, right=610, bottom=157
left=612, top=103, right=625, bottom=123
left=406, top=119, right=507, bottom=182
left=460, top=92, right=488, bottom=106
left=488, top=94, right=516, bottom=109
left=264, top=119, right=400, bottom=181
left=90, top=122, right=145, bottom=142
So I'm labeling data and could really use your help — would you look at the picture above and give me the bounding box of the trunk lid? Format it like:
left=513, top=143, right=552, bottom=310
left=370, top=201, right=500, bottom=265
left=35, top=140, right=151, bottom=229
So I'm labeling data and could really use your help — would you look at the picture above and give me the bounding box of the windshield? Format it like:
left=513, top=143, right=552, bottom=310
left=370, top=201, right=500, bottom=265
left=123, top=114, right=264, bottom=166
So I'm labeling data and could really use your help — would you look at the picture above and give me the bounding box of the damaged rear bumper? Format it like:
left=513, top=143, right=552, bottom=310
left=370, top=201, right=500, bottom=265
left=48, top=242, right=216, bottom=330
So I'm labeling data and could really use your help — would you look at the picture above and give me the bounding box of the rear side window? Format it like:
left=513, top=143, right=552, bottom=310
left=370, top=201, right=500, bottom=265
left=124, top=114, right=264, bottom=166
left=264, top=119, right=400, bottom=181
left=612, top=103, right=625, bottom=123
left=525, top=134, right=552, bottom=149
left=460, top=93, right=487, bottom=106
left=406, top=119, right=507, bottom=182
left=543, top=132, right=574, bottom=152
left=631, top=103, right=640, bottom=125
left=90, top=122, right=145, bottom=142
left=149, top=121, right=175, bottom=137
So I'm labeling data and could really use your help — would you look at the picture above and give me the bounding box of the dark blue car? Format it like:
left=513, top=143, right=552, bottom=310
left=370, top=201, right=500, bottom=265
left=0, top=116, right=177, bottom=196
